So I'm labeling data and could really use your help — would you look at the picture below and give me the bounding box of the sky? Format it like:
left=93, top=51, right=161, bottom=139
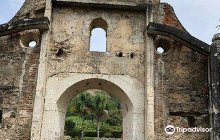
left=160, top=0, right=220, bottom=44
left=0, top=0, right=219, bottom=45
left=0, top=0, right=24, bottom=23
left=90, top=28, right=107, bottom=52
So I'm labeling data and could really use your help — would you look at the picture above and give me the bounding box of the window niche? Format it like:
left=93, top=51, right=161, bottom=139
left=89, top=18, right=108, bottom=52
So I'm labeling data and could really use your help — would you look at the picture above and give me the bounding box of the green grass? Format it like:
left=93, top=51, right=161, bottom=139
left=73, top=137, right=94, bottom=140
left=83, top=137, right=94, bottom=140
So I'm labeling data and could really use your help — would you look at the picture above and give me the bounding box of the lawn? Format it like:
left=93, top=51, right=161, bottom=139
left=83, top=137, right=94, bottom=140
left=73, top=137, right=94, bottom=140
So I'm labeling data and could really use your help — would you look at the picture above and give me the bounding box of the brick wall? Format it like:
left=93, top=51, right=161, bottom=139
left=154, top=40, right=209, bottom=139
left=162, top=3, right=186, bottom=31
left=152, top=4, right=210, bottom=139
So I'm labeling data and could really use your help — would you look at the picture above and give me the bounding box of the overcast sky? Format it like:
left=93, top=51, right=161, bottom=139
left=0, top=0, right=219, bottom=45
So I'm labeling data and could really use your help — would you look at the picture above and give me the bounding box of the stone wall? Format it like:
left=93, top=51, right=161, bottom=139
left=48, top=7, right=146, bottom=82
left=0, top=0, right=212, bottom=140
left=36, top=6, right=147, bottom=139
left=0, top=30, right=41, bottom=139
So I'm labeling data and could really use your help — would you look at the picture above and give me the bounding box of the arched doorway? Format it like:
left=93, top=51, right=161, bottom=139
left=39, top=74, right=144, bottom=140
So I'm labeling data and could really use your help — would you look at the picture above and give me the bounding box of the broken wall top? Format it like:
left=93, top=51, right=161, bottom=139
left=9, top=0, right=161, bottom=23
left=10, top=0, right=45, bottom=23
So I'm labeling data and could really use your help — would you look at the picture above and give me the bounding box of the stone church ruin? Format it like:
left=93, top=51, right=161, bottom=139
left=0, top=0, right=220, bottom=139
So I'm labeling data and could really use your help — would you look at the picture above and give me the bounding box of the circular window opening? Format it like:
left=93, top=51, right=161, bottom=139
left=29, top=41, right=37, bottom=47
left=20, top=32, right=39, bottom=48
left=156, top=47, right=165, bottom=54
left=155, top=39, right=171, bottom=54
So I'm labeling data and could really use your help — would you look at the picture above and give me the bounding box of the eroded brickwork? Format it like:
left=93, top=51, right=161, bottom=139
left=162, top=3, right=186, bottom=31
left=0, top=30, right=41, bottom=139
left=152, top=4, right=210, bottom=139
left=154, top=41, right=209, bottom=140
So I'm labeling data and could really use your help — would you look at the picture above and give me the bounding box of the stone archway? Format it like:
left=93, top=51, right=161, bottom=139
left=39, top=74, right=144, bottom=140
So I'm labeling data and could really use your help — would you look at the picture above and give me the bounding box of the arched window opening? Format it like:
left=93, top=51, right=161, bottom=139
left=90, top=18, right=108, bottom=52
left=90, top=28, right=107, bottom=52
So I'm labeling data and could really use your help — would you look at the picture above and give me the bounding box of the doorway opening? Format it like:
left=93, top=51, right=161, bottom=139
left=64, top=89, right=122, bottom=139
left=40, top=77, right=143, bottom=140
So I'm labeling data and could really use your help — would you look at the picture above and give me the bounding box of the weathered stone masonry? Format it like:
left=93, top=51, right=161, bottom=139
left=0, top=30, right=42, bottom=139
left=0, top=0, right=220, bottom=140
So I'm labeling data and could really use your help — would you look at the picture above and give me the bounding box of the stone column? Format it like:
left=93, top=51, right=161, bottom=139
left=145, top=4, right=155, bottom=140
left=31, top=0, right=52, bottom=140
left=209, top=33, right=220, bottom=140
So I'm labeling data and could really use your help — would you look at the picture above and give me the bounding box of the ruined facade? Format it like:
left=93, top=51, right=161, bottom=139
left=0, top=0, right=220, bottom=140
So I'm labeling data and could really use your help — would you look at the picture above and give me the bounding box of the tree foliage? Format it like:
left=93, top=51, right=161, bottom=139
left=70, top=92, right=94, bottom=138
left=65, top=118, right=76, bottom=137
left=65, top=90, right=122, bottom=138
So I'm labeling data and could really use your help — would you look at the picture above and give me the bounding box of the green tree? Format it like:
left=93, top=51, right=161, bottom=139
left=65, top=90, right=122, bottom=138
left=106, top=109, right=122, bottom=126
left=64, top=118, right=76, bottom=137
left=93, top=93, right=108, bottom=138
left=90, top=91, right=122, bottom=138
left=72, top=92, right=93, bottom=138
